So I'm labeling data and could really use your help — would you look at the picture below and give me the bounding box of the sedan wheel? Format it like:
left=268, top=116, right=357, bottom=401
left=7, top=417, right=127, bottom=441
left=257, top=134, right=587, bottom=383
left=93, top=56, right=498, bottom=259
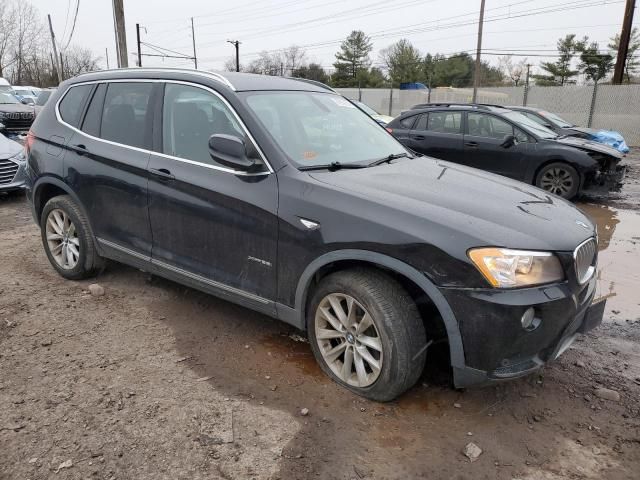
left=314, top=293, right=383, bottom=387
left=45, top=208, right=80, bottom=269
left=535, top=162, right=580, bottom=199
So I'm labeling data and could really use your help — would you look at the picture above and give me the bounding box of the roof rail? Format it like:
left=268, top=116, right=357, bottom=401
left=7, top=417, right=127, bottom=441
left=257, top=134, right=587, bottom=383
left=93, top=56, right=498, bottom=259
left=74, top=67, right=236, bottom=91
left=287, top=77, right=337, bottom=93
left=410, top=103, right=495, bottom=111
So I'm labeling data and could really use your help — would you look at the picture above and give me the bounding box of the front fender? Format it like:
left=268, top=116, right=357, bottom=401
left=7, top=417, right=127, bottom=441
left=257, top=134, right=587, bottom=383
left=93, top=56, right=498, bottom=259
left=276, top=249, right=466, bottom=370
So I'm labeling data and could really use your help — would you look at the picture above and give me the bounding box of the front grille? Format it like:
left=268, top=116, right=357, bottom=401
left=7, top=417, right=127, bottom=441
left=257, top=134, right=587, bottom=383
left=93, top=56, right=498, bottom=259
left=574, top=238, right=597, bottom=284
left=0, top=112, right=34, bottom=131
left=0, top=158, right=19, bottom=185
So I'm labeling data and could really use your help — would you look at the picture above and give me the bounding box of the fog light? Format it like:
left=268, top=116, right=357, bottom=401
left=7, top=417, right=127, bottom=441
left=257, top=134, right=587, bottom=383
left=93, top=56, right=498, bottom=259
left=521, top=307, right=538, bottom=331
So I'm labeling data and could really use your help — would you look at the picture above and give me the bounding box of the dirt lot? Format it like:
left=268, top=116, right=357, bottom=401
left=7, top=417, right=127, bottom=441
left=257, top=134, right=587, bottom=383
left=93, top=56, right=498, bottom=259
left=1, top=152, right=639, bottom=480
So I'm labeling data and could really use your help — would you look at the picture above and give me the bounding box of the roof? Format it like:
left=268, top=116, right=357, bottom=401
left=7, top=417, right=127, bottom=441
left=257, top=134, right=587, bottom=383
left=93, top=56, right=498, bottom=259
left=66, top=68, right=334, bottom=93
left=406, top=103, right=512, bottom=114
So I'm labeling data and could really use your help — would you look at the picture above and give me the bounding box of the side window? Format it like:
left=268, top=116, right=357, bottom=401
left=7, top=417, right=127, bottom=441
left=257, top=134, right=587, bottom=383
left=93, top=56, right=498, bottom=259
left=467, top=112, right=513, bottom=139
left=427, top=111, right=462, bottom=134
left=162, top=83, right=251, bottom=168
left=100, top=82, right=153, bottom=148
left=414, top=114, right=428, bottom=131
left=399, top=115, right=417, bottom=129
left=81, top=84, right=107, bottom=137
left=514, top=127, right=529, bottom=143
left=59, top=84, right=93, bottom=127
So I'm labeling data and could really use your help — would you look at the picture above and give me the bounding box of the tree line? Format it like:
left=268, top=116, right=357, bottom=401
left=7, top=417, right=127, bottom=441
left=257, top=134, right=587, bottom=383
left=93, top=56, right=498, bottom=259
left=0, top=0, right=100, bottom=87
left=230, top=29, right=640, bottom=89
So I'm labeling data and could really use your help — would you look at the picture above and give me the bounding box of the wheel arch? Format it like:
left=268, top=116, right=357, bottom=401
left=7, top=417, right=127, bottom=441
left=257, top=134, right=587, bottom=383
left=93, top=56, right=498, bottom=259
left=33, top=177, right=89, bottom=226
left=288, top=249, right=465, bottom=369
left=531, top=157, right=586, bottom=189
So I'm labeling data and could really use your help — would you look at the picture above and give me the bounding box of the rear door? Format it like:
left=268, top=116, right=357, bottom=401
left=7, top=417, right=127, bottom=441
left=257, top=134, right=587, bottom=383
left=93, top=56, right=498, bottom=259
left=463, top=112, right=528, bottom=180
left=407, top=110, right=464, bottom=162
left=147, top=82, right=278, bottom=306
left=63, top=81, right=155, bottom=261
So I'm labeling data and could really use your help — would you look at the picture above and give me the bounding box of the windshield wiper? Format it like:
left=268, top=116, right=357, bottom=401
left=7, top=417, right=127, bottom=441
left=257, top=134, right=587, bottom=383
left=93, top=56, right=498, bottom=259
left=298, top=161, right=367, bottom=172
left=367, top=152, right=412, bottom=167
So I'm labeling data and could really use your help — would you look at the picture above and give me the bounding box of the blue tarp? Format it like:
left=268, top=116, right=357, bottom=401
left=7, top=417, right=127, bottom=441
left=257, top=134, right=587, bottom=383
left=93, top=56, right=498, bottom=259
left=590, top=130, right=629, bottom=154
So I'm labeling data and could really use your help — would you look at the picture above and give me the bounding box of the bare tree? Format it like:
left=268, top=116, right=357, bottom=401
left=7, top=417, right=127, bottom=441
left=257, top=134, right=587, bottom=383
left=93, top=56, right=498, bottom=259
left=0, top=0, right=18, bottom=77
left=282, top=45, right=307, bottom=75
left=498, top=55, right=527, bottom=86
left=246, top=51, right=284, bottom=75
left=61, top=46, right=100, bottom=78
left=12, top=1, right=43, bottom=84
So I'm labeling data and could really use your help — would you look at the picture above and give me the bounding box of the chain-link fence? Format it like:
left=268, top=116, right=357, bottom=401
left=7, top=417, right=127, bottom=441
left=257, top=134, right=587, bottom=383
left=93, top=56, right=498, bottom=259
left=337, top=85, right=640, bottom=146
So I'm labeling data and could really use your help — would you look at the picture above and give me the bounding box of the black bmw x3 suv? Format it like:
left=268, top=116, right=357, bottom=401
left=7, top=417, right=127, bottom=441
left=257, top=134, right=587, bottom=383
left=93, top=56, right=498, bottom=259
left=25, top=69, right=604, bottom=401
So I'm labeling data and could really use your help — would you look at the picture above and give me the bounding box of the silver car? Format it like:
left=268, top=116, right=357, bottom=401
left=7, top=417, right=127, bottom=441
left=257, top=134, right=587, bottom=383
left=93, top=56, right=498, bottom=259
left=0, top=132, right=27, bottom=194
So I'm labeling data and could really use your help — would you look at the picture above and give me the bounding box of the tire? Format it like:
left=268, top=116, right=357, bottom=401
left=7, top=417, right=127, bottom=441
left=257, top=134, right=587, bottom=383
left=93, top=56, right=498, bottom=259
left=535, top=162, right=580, bottom=199
left=307, top=268, right=427, bottom=402
left=40, top=195, right=103, bottom=280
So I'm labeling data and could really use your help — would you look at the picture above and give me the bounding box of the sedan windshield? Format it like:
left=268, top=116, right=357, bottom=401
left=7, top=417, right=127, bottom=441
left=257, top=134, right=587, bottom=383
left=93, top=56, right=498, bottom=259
left=503, top=111, right=558, bottom=139
left=540, top=111, right=574, bottom=128
left=243, top=91, right=406, bottom=168
left=0, top=93, right=20, bottom=104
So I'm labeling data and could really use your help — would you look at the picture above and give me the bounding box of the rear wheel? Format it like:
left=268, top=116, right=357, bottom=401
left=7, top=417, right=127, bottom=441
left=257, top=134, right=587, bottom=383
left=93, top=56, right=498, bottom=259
left=535, top=162, right=580, bottom=199
left=307, top=268, right=427, bottom=401
left=40, top=195, right=103, bottom=280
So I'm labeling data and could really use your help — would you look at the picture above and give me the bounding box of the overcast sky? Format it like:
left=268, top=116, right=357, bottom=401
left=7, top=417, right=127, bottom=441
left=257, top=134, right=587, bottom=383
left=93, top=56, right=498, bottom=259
left=28, top=0, right=632, bottom=75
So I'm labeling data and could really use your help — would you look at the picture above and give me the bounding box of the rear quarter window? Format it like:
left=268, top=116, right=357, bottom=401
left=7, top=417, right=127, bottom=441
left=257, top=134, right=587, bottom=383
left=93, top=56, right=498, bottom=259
left=399, top=115, right=417, bottom=129
left=58, top=84, right=93, bottom=127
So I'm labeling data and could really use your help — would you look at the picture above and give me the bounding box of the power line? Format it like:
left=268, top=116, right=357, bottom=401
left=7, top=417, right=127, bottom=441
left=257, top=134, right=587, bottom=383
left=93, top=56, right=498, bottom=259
left=62, top=0, right=80, bottom=51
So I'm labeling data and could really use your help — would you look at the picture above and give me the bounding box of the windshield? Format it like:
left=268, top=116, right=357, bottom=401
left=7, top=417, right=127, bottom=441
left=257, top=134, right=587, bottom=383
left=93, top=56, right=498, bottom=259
left=14, top=89, right=32, bottom=96
left=355, top=101, right=379, bottom=116
left=36, top=90, right=53, bottom=106
left=0, top=92, right=19, bottom=104
left=540, top=110, right=574, bottom=128
left=502, top=111, right=558, bottom=139
left=243, top=91, right=406, bottom=167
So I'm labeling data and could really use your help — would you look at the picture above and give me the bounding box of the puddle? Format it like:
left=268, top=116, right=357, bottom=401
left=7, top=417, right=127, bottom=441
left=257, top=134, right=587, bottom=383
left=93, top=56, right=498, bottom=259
left=261, top=333, right=325, bottom=379
left=577, top=202, right=640, bottom=322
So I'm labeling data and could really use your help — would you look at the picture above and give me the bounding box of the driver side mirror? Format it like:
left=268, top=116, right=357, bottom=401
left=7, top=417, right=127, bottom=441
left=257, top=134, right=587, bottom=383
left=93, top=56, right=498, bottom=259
left=208, top=134, right=256, bottom=171
left=20, top=98, right=33, bottom=105
left=500, top=134, right=516, bottom=148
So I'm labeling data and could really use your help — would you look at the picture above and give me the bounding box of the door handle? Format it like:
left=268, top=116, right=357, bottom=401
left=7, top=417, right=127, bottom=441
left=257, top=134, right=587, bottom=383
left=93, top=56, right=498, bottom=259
left=465, top=141, right=479, bottom=148
left=149, top=168, right=175, bottom=180
left=413, top=135, right=426, bottom=140
left=72, top=144, right=89, bottom=155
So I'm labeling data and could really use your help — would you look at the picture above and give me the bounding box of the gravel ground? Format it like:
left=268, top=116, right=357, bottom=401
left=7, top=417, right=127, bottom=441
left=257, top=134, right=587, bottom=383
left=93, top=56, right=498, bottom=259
left=1, top=151, right=639, bottom=480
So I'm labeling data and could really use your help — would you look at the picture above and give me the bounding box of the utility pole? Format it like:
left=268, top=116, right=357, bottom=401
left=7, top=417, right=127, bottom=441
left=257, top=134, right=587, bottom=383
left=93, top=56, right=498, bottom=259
left=612, top=0, right=636, bottom=84
left=523, top=63, right=531, bottom=106
left=472, top=0, right=486, bottom=103
left=59, top=52, right=65, bottom=81
left=105, top=48, right=110, bottom=69
left=136, top=23, right=142, bottom=67
left=47, top=14, right=63, bottom=84
left=227, top=40, right=240, bottom=72
left=191, top=18, right=198, bottom=69
left=112, top=0, right=128, bottom=68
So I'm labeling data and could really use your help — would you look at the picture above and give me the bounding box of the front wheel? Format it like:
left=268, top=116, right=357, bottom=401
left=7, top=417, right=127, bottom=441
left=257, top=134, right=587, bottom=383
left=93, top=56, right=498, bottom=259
left=535, top=162, right=580, bottom=199
left=307, top=269, right=427, bottom=401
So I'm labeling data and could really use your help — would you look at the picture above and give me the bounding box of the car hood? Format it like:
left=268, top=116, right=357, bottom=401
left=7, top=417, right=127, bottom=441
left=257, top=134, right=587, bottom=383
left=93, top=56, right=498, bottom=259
left=554, top=135, right=623, bottom=159
left=0, top=133, right=22, bottom=158
left=308, top=157, right=595, bottom=252
left=0, top=104, right=35, bottom=114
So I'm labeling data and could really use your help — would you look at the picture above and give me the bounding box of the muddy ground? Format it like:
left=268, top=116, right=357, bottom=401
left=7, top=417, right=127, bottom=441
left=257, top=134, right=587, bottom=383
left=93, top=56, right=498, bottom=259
left=1, top=152, right=639, bottom=480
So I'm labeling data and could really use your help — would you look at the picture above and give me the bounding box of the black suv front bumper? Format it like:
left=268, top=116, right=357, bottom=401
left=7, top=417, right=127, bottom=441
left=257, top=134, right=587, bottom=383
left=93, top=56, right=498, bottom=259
left=440, top=272, right=603, bottom=388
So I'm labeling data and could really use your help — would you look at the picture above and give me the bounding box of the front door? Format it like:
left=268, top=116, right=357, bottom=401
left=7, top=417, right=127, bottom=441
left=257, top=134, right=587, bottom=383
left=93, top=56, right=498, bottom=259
left=463, top=112, right=528, bottom=180
left=147, top=82, right=278, bottom=305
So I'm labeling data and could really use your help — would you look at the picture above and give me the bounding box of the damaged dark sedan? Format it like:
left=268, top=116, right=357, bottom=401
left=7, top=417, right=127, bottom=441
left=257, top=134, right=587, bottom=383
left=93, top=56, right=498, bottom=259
left=387, top=103, right=625, bottom=199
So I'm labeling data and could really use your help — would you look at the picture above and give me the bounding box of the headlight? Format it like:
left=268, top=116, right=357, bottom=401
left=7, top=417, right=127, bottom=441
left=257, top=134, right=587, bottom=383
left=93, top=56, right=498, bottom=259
left=468, top=247, right=564, bottom=288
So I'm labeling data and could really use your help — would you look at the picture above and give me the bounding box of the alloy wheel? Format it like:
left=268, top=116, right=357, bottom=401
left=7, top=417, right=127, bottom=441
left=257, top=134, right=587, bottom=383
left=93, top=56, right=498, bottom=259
left=314, top=293, right=383, bottom=387
left=45, top=208, right=80, bottom=270
left=540, top=167, right=574, bottom=196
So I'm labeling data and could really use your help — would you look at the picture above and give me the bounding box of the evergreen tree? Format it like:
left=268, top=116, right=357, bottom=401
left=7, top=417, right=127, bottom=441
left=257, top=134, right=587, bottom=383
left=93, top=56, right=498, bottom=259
left=579, top=42, right=614, bottom=84
left=380, top=39, right=423, bottom=87
left=332, top=30, right=373, bottom=87
left=533, top=34, right=586, bottom=86
left=608, top=27, right=640, bottom=83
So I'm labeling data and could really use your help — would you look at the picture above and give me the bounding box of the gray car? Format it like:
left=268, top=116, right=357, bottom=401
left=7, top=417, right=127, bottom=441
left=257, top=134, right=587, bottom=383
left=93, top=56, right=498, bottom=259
left=0, top=132, right=27, bottom=194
